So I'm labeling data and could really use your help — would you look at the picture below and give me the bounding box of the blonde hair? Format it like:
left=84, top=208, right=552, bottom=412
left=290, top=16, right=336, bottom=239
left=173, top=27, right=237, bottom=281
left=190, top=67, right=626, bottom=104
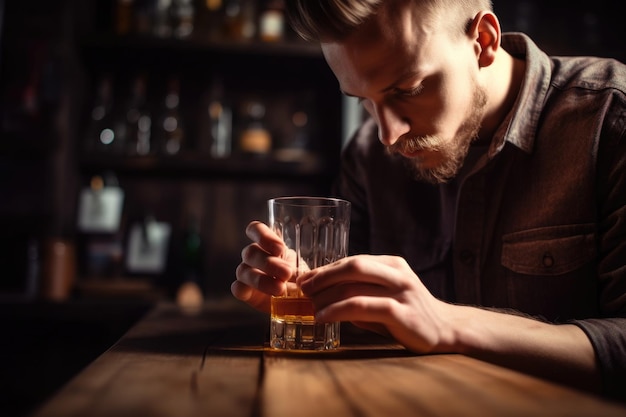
left=286, top=0, right=493, bottom=41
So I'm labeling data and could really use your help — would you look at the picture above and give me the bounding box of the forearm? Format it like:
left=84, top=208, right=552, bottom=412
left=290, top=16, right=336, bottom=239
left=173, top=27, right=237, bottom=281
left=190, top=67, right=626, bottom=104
left=443, top=304, right=602, bottom=393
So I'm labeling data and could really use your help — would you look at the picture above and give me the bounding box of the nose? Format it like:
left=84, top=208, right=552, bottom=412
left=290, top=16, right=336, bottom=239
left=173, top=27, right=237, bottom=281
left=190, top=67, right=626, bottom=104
left=369, top=102, right=410, bottom=146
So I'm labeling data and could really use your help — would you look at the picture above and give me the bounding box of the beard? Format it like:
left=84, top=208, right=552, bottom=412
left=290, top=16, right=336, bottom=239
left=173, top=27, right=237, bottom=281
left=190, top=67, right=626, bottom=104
left=386, top=85, right=488, bottom=184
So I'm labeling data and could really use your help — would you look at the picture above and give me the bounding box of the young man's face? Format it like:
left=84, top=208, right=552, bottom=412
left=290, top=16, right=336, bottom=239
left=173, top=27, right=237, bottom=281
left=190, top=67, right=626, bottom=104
left=322, top=4, right=487, bottom=183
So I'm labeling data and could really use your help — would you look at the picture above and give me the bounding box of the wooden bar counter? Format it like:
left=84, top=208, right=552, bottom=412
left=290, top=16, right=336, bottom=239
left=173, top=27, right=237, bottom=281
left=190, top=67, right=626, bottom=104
left=32, top=300, right=626, bottom=417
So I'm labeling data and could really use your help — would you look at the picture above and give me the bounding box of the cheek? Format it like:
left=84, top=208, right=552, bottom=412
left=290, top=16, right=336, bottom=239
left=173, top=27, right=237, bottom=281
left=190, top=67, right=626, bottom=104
left=401, top=96, right=448, bottom=134
left=433, top=79, right=475, bottom=131
left=402, top=77, right=458, bottom=133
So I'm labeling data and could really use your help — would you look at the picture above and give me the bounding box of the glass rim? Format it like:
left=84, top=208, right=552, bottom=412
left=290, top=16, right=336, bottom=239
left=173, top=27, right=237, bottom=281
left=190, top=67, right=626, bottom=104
left=268, top=196, right=350, bottom=208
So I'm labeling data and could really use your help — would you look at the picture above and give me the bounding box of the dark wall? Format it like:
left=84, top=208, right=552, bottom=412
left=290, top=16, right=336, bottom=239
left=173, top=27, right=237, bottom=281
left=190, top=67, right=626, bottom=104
left=495, top=0, right=625, bottom=62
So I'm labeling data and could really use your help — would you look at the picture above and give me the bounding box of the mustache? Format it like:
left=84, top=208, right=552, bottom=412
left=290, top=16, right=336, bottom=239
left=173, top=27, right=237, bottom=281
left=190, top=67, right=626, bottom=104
left=386, top=135, right=443, bottom=155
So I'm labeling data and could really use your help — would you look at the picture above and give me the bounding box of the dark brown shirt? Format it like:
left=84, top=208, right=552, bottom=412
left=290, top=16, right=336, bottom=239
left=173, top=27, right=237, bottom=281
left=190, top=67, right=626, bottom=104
left=333, top=33, right=626, bottom=400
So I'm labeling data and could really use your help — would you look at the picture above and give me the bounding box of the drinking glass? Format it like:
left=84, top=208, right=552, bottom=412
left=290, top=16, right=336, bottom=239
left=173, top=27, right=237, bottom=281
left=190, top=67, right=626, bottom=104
left=268, top=196, right=351, bottom=350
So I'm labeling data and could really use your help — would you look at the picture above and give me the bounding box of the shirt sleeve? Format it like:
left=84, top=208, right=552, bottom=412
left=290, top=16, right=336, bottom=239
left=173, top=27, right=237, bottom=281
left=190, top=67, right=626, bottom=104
left=573, top=92, right=626, bottom=401
left=571, top=318, right=626, bottom=400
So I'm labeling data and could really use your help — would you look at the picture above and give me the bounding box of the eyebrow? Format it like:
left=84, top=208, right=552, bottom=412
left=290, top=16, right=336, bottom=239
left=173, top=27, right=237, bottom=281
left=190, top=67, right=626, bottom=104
left=340, top=70, right=424, bottom=99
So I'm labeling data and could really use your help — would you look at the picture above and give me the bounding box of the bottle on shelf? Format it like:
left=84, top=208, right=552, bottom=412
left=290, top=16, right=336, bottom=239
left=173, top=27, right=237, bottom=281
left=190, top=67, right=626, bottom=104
left=86, top=75, right=126, bottom=153
left=273, top=93, right=318, bottom=164
left=258, top=0, right=285, bottom=42
left=201, top=78, right=232, bottom=158
left=182, top=215, right=204, bottom=284
left=158, top=76, right=186, bottom=155
left=175, top=215, right=205, bottom=310
left=196, top=0, right=224, bottom=41
left=172, top=0, right=195, bottom=39
left=124, top=74, right=152, bottom=155
left=80, top=173, right=125, bottom=280
left=1, top=69, right=39, bottom=135
left=223, top=0, right=256, bottom=41
left=274, top=109, right=311, bottom=162
left=115, top=0, right=135, bottom=35
left=237, top=98, right=272, bottom=156
left=134, top=0, right=156, bottom=35
left=153, top=0, right=174, bottom=38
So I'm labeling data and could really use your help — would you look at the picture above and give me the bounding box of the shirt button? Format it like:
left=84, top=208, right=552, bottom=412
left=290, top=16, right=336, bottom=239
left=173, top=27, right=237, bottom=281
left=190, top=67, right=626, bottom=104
left=459, top=250, right=475, bottom=266
left=542, top=253, right=554, bottom=268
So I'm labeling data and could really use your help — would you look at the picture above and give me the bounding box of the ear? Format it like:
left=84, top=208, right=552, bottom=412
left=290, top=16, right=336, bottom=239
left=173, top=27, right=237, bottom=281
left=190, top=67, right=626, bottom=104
left=467, top=11, right=500, bottom=68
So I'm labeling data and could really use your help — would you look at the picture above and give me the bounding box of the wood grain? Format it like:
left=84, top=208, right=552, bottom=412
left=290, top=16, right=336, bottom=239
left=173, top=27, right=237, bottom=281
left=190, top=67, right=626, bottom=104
left=31, top=302, right=626, bottom=417
left=32, top=301, right=267, bottom=417
left=262, top=349, right=626, bottom=417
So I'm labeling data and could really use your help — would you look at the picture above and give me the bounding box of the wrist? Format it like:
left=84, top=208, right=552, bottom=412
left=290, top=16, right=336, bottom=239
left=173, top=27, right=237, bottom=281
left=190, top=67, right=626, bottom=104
left=435, top=303, right=484, bottom=355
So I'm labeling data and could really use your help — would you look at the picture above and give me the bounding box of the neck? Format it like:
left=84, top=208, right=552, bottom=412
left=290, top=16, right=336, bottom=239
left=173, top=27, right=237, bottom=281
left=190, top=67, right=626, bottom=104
left=478, top=49, right=526, bottom=140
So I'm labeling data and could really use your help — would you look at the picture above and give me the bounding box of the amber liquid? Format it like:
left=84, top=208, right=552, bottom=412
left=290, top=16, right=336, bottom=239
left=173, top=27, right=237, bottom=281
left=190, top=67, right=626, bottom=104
left=271, top=296, right=315, bottom=318
left=270, top=296, right=340, bottom=350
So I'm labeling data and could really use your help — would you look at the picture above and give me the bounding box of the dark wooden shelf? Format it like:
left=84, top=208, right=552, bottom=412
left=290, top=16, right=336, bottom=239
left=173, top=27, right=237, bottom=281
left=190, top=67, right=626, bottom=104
left=79, top=33, right=322, bottom=58
left=78, top=151, right=336, bottom=180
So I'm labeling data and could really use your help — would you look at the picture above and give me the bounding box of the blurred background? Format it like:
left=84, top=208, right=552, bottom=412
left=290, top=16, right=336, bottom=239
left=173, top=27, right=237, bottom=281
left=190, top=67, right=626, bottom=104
left=0, top=0, right=624, bottom=416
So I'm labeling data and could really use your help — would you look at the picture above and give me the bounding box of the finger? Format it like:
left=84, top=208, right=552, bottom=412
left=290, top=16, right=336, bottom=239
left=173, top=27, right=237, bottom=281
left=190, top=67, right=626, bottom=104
left=309, top=282, right=393, bottom=311
left=236, top=262, right=287, bottom=296
left=230, top=281, right=271, bottom=313
left=245, top=221, right=285, bottom=257
left=314, top=295, right=397, bottom=325
left=298, top=255, right=407, bottom=295
left=241, top=243, right=293, bottom=281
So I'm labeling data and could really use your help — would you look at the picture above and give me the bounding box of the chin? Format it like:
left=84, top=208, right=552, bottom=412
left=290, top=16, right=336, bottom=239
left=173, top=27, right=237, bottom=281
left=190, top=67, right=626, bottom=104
left=406, top=155, right=461, bottom=184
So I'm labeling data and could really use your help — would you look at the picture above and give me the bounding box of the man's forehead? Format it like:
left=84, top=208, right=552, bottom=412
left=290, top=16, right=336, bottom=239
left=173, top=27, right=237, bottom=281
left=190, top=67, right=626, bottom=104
left=321, top=10, right=437, bottom=80
left=322, top=36, right=430, bottom=99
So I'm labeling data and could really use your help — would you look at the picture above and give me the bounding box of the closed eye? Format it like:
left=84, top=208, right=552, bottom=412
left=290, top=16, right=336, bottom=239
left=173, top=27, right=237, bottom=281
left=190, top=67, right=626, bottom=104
left=394, top=84, right=424, bottom=97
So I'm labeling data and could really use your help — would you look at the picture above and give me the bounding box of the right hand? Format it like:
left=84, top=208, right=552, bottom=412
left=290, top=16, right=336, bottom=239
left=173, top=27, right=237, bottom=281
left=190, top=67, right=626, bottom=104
left=232, top=221, right=294, bottom=313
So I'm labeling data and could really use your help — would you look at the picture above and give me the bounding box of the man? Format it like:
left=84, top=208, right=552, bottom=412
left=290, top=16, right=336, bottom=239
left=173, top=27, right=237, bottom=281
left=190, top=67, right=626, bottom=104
left=232, top=0, right=626, bottom=400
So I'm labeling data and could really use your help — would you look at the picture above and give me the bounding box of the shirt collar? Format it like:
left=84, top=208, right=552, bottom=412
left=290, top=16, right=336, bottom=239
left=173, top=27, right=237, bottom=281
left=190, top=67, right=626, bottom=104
left=488, top=33, right=553, bottom=157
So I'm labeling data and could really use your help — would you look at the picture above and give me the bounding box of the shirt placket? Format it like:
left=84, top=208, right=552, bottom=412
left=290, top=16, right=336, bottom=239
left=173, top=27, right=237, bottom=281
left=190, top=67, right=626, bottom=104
left=453, top=173, right=486, bottom=304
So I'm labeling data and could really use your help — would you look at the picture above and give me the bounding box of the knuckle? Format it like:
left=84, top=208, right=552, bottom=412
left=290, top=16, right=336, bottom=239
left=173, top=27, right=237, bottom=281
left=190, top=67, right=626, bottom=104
left=235, top=262, right=247, bottom=278
left=345, top=256, right=368, bottom=274
left=241, top=244, right=252, bottom=260
left=378, top=298, right=395, bottom=315
left=245, top=221, right=264, bottom=240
